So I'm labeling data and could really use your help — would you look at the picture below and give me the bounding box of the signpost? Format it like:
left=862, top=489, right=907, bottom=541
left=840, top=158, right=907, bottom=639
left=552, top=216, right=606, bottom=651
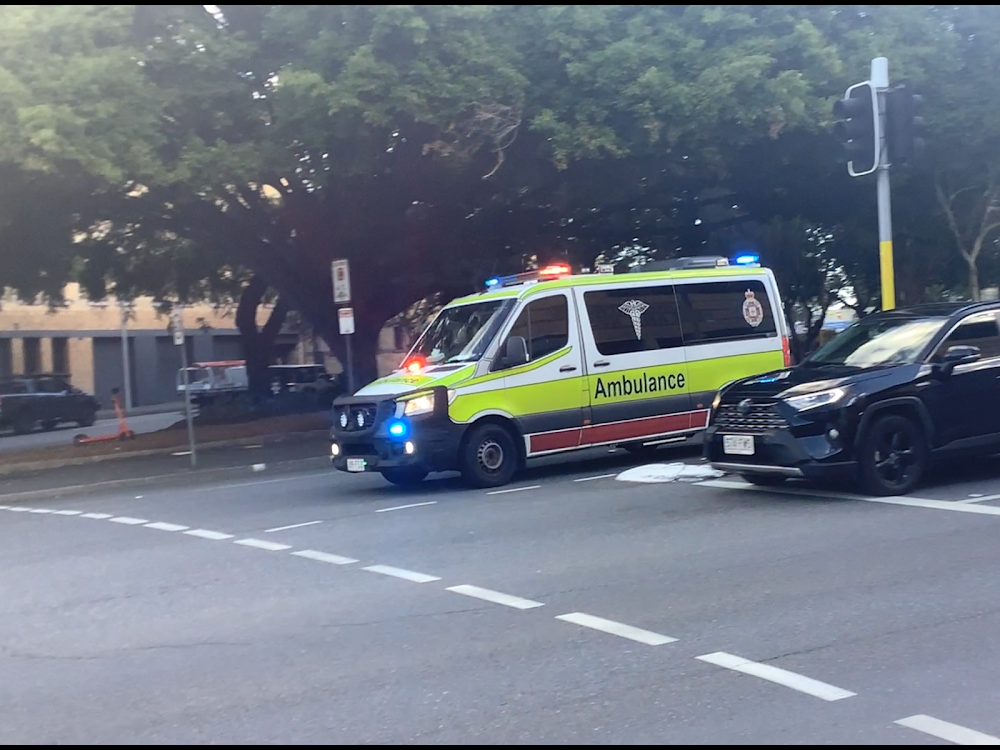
left=332, top=260, right=355, bottom=393
left=171, top=309, right=197, bottom=467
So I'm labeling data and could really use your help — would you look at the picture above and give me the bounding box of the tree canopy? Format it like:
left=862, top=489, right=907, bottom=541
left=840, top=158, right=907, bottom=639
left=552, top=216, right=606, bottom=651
left=2, top=5, right=1000, bottom=377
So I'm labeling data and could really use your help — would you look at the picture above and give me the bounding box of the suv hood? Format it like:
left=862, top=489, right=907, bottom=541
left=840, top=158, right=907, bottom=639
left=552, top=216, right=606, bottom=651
left=725, top=363, right=913, bottom=401
left=353, top=363, right=476, bottom=398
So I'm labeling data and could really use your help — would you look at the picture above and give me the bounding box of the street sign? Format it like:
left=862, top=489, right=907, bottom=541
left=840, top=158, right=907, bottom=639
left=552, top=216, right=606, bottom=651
left=170, top=310, right=185, bottom=346
left=338, top=307, right=355, bottom=336
left=332, top=259, right=351, bottom=304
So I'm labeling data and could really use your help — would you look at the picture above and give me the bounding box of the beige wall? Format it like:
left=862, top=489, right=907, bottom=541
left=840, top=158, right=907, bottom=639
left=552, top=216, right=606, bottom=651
left=67, top=337, right=96, bottom=393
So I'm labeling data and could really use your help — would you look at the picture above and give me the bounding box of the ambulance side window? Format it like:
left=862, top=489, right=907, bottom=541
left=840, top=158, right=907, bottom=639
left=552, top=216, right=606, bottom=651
left=499, top=295, right=569, bottom=368
left=583, top=285, right=683, bottom=355
left=677, top=280, right=777, bottom=344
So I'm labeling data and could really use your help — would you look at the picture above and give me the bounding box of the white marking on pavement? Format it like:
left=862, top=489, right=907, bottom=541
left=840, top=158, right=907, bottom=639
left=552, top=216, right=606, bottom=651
left=574, top=474, right=618, bottom=482
left=362, top=565, right=440, bottom=583
left=895, top=715, right=1000, bottom=745
left=184, top=529, right=233, bottom=540
left=446, top=584, right=544, bottom=610
left=53, top=510, right=82, bottom=516
left=234, top=538, right=292, bottom=552
left=81, top=512, right=112, bottom=519
left=145, top=522, right=189, bottom=532
left=0, top=505, right=8, bottom=509
left=865, top=495, right=1000, bottom=517
left=957, top=494, right=1000, bottom=504
left=109, top=516, right=149, bottom=525
left=695, top=651, right=856, bottom=701
left=29, top=509, right=54, bottom=514
left=375, top=501, right=437, bottom=513
left=265, top=520, right=323, bottom=533
left=8, top=507, right=31, bottom=512
left=556, top=612, right=677, bottom=645
left=487, top=485, right=542, bottom=495
left=292, top=549, right=358, bottom=565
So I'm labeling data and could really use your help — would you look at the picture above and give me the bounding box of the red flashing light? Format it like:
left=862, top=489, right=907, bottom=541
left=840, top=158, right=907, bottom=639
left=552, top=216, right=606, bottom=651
left=403, top=357, right=424, bottom=374
left=539, top=263, right=572, bottom=277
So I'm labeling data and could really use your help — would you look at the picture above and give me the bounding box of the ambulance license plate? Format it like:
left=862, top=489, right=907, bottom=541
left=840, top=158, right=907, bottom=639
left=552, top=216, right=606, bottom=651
left=346, top=458, right=366, bottom=472
left=723, top=435, right=755, bottom=456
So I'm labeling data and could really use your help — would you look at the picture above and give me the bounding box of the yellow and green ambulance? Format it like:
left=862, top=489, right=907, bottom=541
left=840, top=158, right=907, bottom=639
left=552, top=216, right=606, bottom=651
left=330, top=256, right=791, bottom=488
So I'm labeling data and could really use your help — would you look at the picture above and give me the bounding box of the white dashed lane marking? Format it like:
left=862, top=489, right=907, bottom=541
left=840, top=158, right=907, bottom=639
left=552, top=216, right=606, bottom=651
left=29, top=508, right=54, bottom=514
left=486, top=485, right=542, bottom=496
left=8, top=507, right=31, bottom=512
left=895, top=715, right=1000, bottom=745
left=292, top=549, right=358, bottom=566
left=573, top=474, right=618, bottom=483
left=109, top=516, right=148, bottom=525
left=375, top=501, right=438, bottom=513
left=556, top=612, right=677, bottom=646
left=446, top=584, right=544, bottom=610
left=265, top=520, right=323, bottom=533
left=362, top=565, right=440, bottom=583
left=53, top=510, right=82, bottom=516
left=234, top=538, right=292, bottom=552
left=696, top=652, right=856, bottom=702
left=183, top=529, right=234, bottom=541
left=81, top=512, right=112, bottom=519
left=145, top=522, right=189, bottom=532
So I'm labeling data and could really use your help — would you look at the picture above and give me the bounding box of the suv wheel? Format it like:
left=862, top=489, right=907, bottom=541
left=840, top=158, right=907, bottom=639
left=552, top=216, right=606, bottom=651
left=860, top=414, right=927, bottom=496
left=380, top=468, right=428, bottom=487
left=460, top=423, right=519, bottom=489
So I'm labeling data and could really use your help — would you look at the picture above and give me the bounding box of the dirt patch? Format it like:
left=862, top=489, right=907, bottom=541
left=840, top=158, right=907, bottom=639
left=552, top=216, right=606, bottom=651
left=0, top=412, right=330, bottom=467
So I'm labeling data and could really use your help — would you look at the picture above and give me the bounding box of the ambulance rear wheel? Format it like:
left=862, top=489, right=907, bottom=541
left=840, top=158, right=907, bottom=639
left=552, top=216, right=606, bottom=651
left=461, top=423, right=519, bottom=489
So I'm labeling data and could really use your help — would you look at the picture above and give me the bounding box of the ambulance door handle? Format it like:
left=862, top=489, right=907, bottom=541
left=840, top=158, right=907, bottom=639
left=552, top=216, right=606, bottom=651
left=559, top=365, right=577, bottom=373
left=593, top=360, right=611, bottom=368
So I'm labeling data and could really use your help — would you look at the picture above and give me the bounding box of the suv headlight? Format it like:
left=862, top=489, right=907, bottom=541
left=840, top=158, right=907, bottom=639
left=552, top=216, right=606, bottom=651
left=403, top=393, right=435, bottom=417
left=784, top=388, right=845, bottom=411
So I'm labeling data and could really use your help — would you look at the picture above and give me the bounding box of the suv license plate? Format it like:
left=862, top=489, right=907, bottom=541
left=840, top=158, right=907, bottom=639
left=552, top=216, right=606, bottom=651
left=346, top=458, right=366, bottom=472
left=723, top=435, right=755, bottom=456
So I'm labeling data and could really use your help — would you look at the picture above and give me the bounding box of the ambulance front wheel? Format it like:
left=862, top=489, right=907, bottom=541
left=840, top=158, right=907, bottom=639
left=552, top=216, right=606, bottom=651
left=460, top=422, right=519, bottom=489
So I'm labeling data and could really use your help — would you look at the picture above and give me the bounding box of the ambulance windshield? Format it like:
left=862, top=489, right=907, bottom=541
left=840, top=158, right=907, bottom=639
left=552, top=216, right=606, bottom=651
left=409, top=299, right=515, bottom=365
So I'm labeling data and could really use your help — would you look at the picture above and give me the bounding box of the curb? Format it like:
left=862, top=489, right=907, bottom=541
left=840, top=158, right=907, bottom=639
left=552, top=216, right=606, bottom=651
left=0, top=429, right=330, bottom=477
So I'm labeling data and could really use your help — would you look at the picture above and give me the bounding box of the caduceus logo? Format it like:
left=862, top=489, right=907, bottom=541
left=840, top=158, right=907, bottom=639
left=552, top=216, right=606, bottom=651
left=618, top=299, right=650, bottom=340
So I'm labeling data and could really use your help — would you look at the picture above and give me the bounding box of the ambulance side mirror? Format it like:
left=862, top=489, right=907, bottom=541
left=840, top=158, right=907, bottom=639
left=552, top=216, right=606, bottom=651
left=503, top=336, right=529, bottom=368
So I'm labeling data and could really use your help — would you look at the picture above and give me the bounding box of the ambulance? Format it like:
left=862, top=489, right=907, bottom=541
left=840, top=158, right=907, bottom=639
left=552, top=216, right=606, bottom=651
left=330, top=255, right=790, bottom=488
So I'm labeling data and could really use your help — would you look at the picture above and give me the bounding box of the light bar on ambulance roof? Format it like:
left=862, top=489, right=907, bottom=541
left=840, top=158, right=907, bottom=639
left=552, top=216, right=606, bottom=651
left=734, top=253, right=760, bottom=266
left=483, top=263, right=573, bottom=290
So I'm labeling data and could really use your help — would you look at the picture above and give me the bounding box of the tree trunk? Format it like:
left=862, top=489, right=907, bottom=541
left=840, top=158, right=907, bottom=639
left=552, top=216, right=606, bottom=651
left=236, top=276, right=290, bottom=403
left=968, top=257, right=981, bottom=301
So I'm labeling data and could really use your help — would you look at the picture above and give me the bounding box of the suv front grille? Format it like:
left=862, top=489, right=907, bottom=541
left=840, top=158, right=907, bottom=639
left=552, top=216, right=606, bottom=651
left=335, top=403, right=379, bottom=432
left=714, top=402, right=788, bottom=433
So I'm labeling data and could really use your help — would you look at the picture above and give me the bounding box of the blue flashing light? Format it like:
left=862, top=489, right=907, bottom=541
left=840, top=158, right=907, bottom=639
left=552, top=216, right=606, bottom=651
left=734, top=253, right=760, bottom=266
left=388, top=420, right=408, bottom=438
left=485, top=277, right=500, bottom=288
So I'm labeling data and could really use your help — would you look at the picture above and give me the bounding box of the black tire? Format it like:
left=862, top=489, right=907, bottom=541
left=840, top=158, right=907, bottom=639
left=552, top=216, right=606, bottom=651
left=12, top=411, right=35, bottom=436
left=380, top=468, right=428, bottom=487
left=859, top=413, right=927, bottom=496
left=40, top=420, right=59, bottom=431
left=460, top=422, right=520, bottom=489
left=76, top=413, right=96, bottom=428
left=741, top=473, right=788, bottom=487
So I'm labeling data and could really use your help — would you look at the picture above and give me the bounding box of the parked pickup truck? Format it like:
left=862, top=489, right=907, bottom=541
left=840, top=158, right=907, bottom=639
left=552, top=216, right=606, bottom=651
left=0, top=373, right=101, bottom=435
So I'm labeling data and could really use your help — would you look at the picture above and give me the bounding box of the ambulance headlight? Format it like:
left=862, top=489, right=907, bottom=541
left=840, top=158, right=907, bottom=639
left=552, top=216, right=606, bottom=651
left=403, top=393, right=435, bottom=417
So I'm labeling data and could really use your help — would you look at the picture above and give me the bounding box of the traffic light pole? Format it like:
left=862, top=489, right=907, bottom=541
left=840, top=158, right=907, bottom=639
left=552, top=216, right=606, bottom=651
left=872, top=57, right=896, bottom=311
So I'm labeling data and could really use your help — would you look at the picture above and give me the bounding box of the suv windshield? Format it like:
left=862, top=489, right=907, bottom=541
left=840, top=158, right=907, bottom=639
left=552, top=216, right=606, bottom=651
left=409, top=299, right=514, bottom=366
left=805, top=315, right=948, bottom=368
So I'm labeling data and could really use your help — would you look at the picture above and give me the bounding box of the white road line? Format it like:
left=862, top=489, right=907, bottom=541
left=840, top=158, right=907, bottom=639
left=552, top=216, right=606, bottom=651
left=895, top=715, right=1000, bottom=745
left=145, top=522, right=189, bottom=532
left=233, top=538, right=292, bottom=552
left=556, top=612, right=677, bottom=645
left=865, top=495, right=1000, bottom=517
left=109, top=516, right=149, bottom=525
left=487, top=485, right=542, bottom=496
left=291, top=549, right=358, bottom=565
left=574, top=474, right=618, bottom=483
left=8, top=507, right=31, bottom=512
left=695, top=652, right=856, bottom=702
left=957, top=494, right=1000, bottom=504
left=446, top=584, right=544, bottom=610
left=0, top=505, right=8, bottom=509
left=81, top=512, right=112, bottom=519
left=29, top=509, right=55, bottom=514
left=265, top=520, right=323, bottom=533
left=375, top=501, right=438, bottom=513
left=183, top=529, right=234, bottom=540
left=53, top=510, right=82, bottom=516
left=362, top=565, right=440, bottom=583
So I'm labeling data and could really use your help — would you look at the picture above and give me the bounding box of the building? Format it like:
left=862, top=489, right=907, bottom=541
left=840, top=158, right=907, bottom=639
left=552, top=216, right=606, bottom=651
left=0, top=284, right=296, bottom=407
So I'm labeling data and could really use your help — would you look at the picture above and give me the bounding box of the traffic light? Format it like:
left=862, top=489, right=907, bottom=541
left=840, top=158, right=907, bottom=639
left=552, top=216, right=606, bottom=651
left=886, top=84, right=926, bottom=164
left=833, top=81, right=880, bottom=176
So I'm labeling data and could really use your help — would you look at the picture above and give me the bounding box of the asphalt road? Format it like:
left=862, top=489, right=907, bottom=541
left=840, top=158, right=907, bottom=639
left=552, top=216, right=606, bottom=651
left=0, top=411, right=182, bottom=454
left=4, top=445, right=1000, bottom=744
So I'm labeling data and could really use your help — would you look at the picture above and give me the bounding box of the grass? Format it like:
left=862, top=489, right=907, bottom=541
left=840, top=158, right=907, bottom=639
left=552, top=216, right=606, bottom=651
left=0, top=412, right=331, bottom=467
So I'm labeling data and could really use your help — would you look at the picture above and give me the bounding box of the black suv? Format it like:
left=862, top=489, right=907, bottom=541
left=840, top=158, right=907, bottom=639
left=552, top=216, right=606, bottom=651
left=704, top=303, right=1000, bottom=496
left=0, top=374, right=100, bottom=435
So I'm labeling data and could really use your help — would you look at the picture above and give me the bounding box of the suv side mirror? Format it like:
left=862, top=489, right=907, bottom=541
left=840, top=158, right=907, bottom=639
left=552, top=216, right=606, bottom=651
left=503, top=336, right=529, bottom=369
left=939, top=344, right=981, bottom=374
